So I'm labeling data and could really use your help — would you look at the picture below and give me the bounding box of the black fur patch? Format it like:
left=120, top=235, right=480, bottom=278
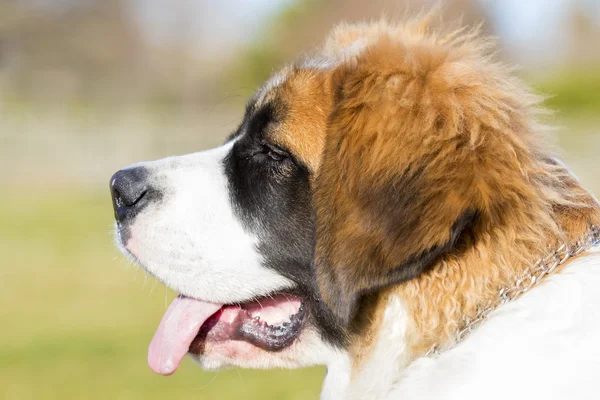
left=224, top=102, right=346, bottom=346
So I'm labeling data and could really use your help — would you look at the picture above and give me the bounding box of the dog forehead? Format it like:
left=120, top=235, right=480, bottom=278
left=260, top=67, right=334, bottom=174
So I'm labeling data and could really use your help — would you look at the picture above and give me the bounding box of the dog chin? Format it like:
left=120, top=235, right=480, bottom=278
left=190, top=328, right=326, bottom=371
left=191, top=341, right=292, bottom=370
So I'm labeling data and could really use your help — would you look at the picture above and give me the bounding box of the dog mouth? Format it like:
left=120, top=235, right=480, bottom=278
left=148, top=292, right=306, bottom=375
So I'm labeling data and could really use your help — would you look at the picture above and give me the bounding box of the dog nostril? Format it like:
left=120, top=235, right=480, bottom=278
left=126, top=189, right=147, bottom=207
left=116, top=187, right=146, bottom=208
left=110, top=167, right=152, bottom=222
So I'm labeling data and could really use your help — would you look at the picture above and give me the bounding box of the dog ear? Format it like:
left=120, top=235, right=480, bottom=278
left=314, top=42, right=481, bottom=325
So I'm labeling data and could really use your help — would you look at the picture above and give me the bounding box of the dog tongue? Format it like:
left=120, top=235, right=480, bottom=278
left=148, top=295, right=222, bottom=375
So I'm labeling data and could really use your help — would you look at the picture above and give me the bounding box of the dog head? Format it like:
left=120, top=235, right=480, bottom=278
left=111, top=17, right=585, bottom=381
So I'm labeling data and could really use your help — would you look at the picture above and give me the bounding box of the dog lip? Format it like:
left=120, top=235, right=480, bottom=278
left=189, top=292, right=307, bottom=354
left=238, top=301, right=306, bottom=351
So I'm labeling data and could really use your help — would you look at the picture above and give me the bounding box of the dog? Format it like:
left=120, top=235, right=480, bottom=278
left=110, top=14, right=600, bottom=400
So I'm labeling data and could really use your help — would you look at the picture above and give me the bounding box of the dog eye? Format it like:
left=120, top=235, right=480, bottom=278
left=267, top=150, right=284, bottom=161
left=263, top=145, right=286, bottom=162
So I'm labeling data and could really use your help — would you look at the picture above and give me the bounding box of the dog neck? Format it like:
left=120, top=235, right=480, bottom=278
left=321, top=170, right=600, bottom=399
left=323, top=244, right=600, bottom=400
left=321, top=295, right=412, bottom=400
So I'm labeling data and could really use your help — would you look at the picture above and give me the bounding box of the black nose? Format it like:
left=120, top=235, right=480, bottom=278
left=110, top=167, right=151, bottom=222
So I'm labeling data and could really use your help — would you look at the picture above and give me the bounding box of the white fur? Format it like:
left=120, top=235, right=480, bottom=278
left=349, top=296, right=411, bottom=399
left=319, top=295, right=411, bottom=400
left=320, top=351, right=352, bottom=400
left=118, top=142, right=293, bottom=305
left=328, top=247, right=600, bottom=400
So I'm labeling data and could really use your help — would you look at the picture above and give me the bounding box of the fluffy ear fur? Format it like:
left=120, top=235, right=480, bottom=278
left=313, top=37, right=483, bottom=325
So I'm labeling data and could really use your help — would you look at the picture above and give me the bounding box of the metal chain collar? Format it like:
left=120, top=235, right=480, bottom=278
left=427, top=225, right=600, bottom=356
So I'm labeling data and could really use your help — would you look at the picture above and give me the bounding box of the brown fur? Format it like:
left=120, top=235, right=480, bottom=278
left=262, top=68, right=334, bottom=173
left=259, top=15, right=600, bottom=371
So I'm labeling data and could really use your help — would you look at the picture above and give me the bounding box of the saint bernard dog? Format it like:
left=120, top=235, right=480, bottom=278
left=110, top=13, right=600, bottom=400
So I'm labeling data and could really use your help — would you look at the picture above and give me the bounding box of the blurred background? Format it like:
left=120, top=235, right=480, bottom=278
left=1, top=0, right=599, bottom=399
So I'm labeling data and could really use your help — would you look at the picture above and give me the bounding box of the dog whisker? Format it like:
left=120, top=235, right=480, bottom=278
left=164, top=285, right=168, bottom=309
left=148, top=275, right=159, bottom=296
left=235, top=369, right=246, bottom=387
left=256, top=298, right=264, bottom=311
left=193, top=371, right=220, bottom=391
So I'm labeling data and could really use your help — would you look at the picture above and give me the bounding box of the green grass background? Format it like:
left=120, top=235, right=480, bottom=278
left=1, top=74, right=598, bottom=399
left=0, top=192, right=325, bottom=399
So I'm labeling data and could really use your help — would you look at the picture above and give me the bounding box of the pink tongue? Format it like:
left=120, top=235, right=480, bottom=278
left=148, top=295, right=222, bottom=375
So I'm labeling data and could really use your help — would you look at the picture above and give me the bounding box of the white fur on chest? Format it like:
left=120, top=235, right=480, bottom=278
left=392, top=248, right=600, bottom=400
left=325, top=249, right=600, bottom=400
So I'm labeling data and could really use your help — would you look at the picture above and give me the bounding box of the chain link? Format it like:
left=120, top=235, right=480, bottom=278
left=427, top=225, right=600, bottom=357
